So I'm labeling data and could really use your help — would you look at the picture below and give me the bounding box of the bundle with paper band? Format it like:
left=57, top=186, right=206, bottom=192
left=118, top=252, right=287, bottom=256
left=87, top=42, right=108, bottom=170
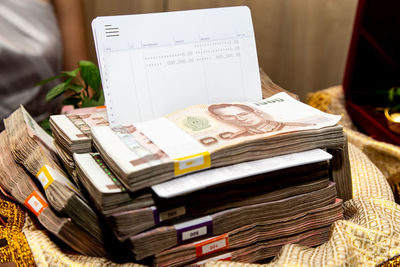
left=3, top=106, right=106, bottom=251
left=74, top=150, right=332, bottom=239
left=191, top=226, right=332, bottom=266
left=50, top=106, right=109, bottom=180
left=36, top=164, right=79, bottom=192
left=0, top=131, right=108, bottom=257
left=111, top=178, right=329, bottom=241
left=50, top=106, right=108, bottom=154
left=24, top=190, right=48, bottom=217
left=154, top=199, right=343, bottom=266
left=92, top=93, right=349, bottom=197
left=128, top=182, right=336, bottom=259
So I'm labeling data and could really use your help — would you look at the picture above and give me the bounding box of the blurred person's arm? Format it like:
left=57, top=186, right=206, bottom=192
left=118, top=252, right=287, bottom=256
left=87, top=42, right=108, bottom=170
left=53, top=0, right=89, bottom=70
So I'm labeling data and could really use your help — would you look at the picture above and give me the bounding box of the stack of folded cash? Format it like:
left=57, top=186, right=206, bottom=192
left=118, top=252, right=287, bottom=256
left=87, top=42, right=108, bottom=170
left=0, top=72, right=350, bottom=265
left=3, top=106, right=108, bottom=257
left=91, top=93, right=348, bottom=194
left=74, top=150, right=331, bottom=238
left=49, top=106, right=108, bottom=178
left=68, top=92, right=349, bottom=265
left=0, top=131, right=108, bottom=257
left=74, top=146, right=342, bottom=265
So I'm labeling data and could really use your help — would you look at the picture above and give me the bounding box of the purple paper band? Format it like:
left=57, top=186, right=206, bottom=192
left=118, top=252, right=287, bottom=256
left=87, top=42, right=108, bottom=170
left=152, top=207, right=161, bottom=225
left=175, top=216, right=213, bottom=245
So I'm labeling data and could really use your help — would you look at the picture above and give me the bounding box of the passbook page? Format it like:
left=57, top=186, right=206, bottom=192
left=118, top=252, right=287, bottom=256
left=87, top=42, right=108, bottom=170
left=92, top=6, right=262, bottom=125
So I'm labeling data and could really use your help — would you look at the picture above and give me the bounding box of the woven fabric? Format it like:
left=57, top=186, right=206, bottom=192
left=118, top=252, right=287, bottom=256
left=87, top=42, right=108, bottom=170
left=205, top=144, right=400, bottom=267
left=306, top=86, right=357, bottom=131
left=0, top=195, right=35, bottom=267
left=307, top=86, right=400, bottom=201
left=22, top=216, right=143, bottom=267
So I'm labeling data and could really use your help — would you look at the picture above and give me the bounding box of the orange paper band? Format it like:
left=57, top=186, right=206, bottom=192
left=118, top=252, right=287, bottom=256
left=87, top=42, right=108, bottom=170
left=24, top=191, right=48, bottom=217
left=195, top=233, right=229, bottom=258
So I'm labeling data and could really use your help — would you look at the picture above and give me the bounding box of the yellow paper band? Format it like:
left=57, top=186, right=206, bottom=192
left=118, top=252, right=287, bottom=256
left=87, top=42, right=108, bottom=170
left=174, top=151, right=211, bottom=176
left=36, top=165, right=54, bottom=190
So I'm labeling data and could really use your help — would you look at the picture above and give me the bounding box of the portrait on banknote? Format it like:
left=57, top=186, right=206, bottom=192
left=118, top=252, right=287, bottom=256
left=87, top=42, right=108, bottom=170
left=207, top=103, right=311, bottom=139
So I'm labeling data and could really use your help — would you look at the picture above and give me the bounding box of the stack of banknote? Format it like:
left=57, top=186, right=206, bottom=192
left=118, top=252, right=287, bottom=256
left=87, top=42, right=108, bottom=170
left=0, top=90, right=349, bottom=264
left=49, top=106, right=108, bottom=179
left=73, top=150, right=332, bottom=240
left=73, top=152, right=154, bottom=215
left=50, top=106, right=108, bottom=154
left=191, top=226, right=332, bottom=266
left=3, top=106, right=107, bottom=254
left=69, top=92, right=347, bottom=264
left=0, top=131, right=108, bottom=257
left=73, top=149, right=340, bottom=263
left=128, top=182, right=337, bottom=259
left=91, top=93, right=349, bottom=197
left=154, top=199, right=343, bottom=266
left=95, top=93, right=348, bottom=264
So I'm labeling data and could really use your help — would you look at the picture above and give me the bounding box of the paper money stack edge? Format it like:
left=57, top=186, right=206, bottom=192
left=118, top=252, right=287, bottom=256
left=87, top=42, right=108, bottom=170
left=0, top=78, right=350, bottom=265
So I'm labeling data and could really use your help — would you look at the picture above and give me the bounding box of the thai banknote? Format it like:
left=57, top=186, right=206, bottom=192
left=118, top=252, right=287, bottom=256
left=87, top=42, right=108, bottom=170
left=92, top=92, right=343, bottom=191
left=50, top=106, right=108, bottom=146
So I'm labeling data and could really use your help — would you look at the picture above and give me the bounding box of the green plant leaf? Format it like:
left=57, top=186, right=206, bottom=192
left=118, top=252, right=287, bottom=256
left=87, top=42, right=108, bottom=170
left=81, top=90, right=104, bottom=108
left=389, top=88, right=395, bottom=102
left=40, top=118, right=52, bottom=135
left=98, top=89, right=105, bottom=104
left=81, top=98, right=98, bottom=108
left=45, top=78, right=72, bottom=101
left=63, top=68, right=80, bottom=78
left=35, top=73, right=66, bottom=86
left=395, top=87, right=400, bottom=97
left=66, top=84, right=84, bottom=92
left=79, top=60, right=101, bottom=96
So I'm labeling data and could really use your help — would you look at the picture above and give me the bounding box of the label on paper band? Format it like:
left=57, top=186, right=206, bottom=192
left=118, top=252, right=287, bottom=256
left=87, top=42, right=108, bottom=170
left=152, top=206, right=186, bottom=225
left=160, top=206, right=186, bottom=222
left=36, top=165, right=79, bottom=194
left=174, top=216, right=213, bottom=244
left=36, top=166, right=54, bottom=190
left=24, top=191, right=48, bottom=217
left=195, top=253, right=232, bottom=265
left=195, top=234, right=229, bottom=258
left=134, top=118, right=211, bottom=177
left=174, top=151, right=211, bottom=176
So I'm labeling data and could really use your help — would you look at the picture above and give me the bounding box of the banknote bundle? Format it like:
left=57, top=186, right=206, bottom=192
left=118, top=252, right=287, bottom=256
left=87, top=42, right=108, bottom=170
left=15, top=87, right=348, bottom=264
left=0, top=131, right=108, bottom=257
left=3, top=106, right=106, bottom=251
left=73, top=149, right=332, bottom=239
left=91, top=92, right=350, bottom=199
left=154, top=199, right=343, bottom=267
left=128, top=182, right=337, bottom=259
left=73, top=152, right=154, bottom=215
left=72, top=140, right=341, bottom=264
left=49, top=106, right=108, bottom=179
left=50, top=106, right=108, bottom=154
left=70, top=92, right=348, bottom=264
left=192, top=226, right=332, bottom=266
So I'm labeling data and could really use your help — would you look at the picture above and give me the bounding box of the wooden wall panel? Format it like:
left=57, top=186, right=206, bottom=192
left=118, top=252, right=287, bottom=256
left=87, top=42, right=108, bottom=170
left=82, top=0, right=358, bottom=100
